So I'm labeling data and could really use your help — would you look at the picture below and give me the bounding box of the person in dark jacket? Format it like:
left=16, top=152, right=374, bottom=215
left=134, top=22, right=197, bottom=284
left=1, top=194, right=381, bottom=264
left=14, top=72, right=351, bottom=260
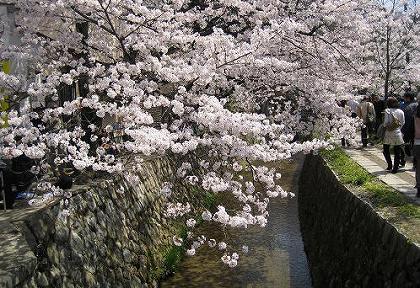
left=1, top=155, right=35, bottom=209
left=372, top=94, right=386, bottom=133
left=410, top=104, right=420, bottom=197
left=400, top=91, right=418, bottom=167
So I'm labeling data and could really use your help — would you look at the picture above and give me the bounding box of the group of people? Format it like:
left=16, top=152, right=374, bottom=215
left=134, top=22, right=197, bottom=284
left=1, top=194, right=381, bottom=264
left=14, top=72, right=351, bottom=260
left=343, top=91, right=420, bottom=198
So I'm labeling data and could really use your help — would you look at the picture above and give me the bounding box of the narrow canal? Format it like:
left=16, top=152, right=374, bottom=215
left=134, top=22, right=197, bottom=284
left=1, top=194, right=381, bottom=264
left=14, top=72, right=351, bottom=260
left=161, top=156, right=312, bottom=287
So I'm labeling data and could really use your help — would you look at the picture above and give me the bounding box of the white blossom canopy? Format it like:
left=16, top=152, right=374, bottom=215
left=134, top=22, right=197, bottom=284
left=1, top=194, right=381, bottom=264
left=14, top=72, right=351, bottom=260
left=0, top=0, right=383, bottom=264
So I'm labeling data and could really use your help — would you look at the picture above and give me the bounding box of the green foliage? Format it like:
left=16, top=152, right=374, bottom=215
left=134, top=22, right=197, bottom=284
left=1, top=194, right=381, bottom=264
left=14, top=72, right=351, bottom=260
left=363, top=181, right=406, bottom=207
left=204, top=192, right=217, bottom=209
left=398, top=204, right=420, bottom=218
left=163, top=245, right=184, bottom=274
left=188, top=186, right=217, bottom=210
left=320, top=148, right=373, bottom=185
left=321, top=147, right=420, bottom=219
left=153, top=190, right=219, bottom=281
left=224, top=98, right=240, bottom=112
left=152, top=224, right=187, bottom=281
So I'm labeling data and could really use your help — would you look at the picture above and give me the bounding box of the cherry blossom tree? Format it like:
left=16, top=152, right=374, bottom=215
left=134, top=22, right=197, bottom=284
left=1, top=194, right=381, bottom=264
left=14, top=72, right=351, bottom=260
left=362, top=0, right=420, bottom=97
left=0, top=0, right=372, bottom=265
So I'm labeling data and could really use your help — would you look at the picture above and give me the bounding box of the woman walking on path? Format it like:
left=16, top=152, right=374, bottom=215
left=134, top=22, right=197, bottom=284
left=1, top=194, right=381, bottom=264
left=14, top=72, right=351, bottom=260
left=382, top=97, right=405, bottom=174
left=410, top=104, right=420, bottom=197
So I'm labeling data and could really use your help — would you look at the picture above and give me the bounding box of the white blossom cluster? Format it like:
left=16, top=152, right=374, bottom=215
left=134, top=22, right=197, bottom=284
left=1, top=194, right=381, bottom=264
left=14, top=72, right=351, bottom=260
left=164, top=202, right=191, bottom=218
left=0, top=0, right=393, bottom=266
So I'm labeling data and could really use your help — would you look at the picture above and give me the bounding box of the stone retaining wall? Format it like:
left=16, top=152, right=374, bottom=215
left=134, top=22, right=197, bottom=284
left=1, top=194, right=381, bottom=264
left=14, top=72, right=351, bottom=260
left=2, top=157, right=202, bottom=288
left=298, top=154, right=420, bottom=288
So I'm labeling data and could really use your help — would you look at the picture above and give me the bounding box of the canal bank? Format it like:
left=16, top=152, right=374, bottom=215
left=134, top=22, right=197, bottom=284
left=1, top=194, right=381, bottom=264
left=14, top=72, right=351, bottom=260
left=299, top=151, right=420, bottom=288
left=161, top=157, right=312, bottom=288
left=0, top=154, right=313, bottom=288
left=0, top=157, right=208, bottom=288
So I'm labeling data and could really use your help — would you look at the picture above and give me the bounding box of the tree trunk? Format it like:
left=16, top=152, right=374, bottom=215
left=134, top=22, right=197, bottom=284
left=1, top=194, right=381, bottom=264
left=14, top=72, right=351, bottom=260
left=76, top=22, right=100, bottom=145
left=385, top=25, right=391, bottom=99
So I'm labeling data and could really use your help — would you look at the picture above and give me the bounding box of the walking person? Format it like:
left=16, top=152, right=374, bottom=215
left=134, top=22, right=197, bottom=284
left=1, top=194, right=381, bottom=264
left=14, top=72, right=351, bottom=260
left=382, top=97, right=405, bottom=174
left=338, top=99, right=350, bottom=147
left=411, top=104, right=420, bottom=197
left=348, top=98, right=359, bottom=118
left=400, top=91, right=418, bottom=167
left=357, top=96, right=376, bottom=147
left=372, top=94, right=386, bottom=135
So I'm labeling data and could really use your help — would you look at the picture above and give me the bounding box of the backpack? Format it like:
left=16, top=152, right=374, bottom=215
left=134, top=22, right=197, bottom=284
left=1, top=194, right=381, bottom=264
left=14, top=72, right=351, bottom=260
left=366, top=104, right=376, bottom=130
left=376, top=123, right=385, bottom=139
left=367, top=104, right=375, bottom=124
left=386, top=112, right=401, bottom=131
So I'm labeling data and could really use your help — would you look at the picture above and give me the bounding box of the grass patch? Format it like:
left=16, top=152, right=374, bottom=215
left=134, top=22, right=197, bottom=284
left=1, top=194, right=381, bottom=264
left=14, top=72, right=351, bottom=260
left=189, top=186, right=218, bottom=209
left=163, top=245, right=184, bottom=274
left=153, top=225, right=187, bottom=280
left=204, top=192, right=217, bottom=209
left=321, top=147, right=420, bottom=219
left=154, top=190, right=218, bottom=281
left=320, top=148, right=373, bottom=185
left=398, top=204, right=420, bottom=218
left=362, top=181, right=407, bottom=207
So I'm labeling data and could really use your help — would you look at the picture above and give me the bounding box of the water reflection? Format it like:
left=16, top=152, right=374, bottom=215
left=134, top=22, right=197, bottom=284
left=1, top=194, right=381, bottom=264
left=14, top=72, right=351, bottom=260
left=161, top=156, right=312, bottom=288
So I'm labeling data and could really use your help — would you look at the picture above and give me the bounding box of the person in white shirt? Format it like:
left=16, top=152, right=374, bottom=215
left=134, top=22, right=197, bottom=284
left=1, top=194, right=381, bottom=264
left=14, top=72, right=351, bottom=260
left=382, top=97, right=405, bottom=173
left=347, top=98, right=359, bottom=118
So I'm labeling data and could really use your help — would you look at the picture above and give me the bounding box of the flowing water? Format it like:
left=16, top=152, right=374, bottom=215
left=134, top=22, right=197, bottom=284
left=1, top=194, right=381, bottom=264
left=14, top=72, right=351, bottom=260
left=161, top=156, right=312, bottom=288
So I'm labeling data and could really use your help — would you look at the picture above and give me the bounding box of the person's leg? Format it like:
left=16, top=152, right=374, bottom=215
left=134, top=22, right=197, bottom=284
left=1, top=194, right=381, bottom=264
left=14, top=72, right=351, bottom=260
left=414, top=145, right=420, bottom=197
left=410, top=139, right=414, bottom=158
left=376, top=117, right=381, bottom=131
left=367, top=121, right=376, bottom=144
left=404, top=143, right=411, bottom=157
left=383, top=144, right=392, bottom=170
left=392, top=145, right=401, bottom=173
left=361, top=126, right=368, bottom=147
left=400, top=144, right=406, bottom=167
